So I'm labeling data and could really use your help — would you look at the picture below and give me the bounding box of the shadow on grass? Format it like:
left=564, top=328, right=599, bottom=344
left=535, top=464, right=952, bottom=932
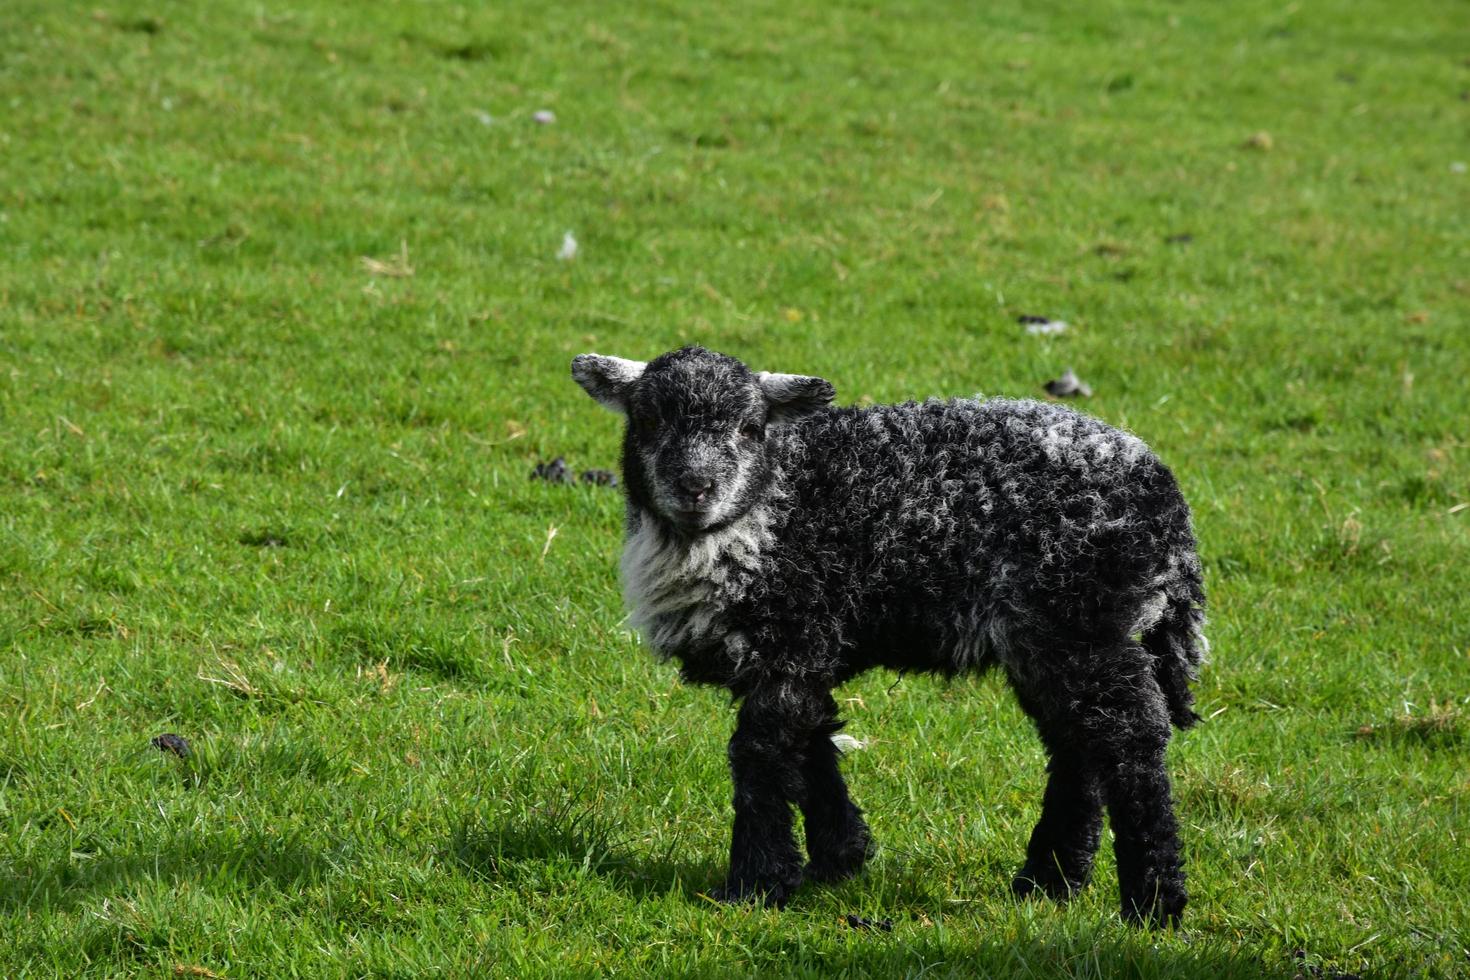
left=330, top=617, right=485, bottom=682
left=448, top=798, right=711, bottom=902
left=0, top=831, right=328, bottom=912
left=447, top=806, right=1298, bottom=978
left=504, top=940, right=1297, bottom=980
left=1351, top=702, right=1464, bottom=751
left=446, top=803, right=973, bottom=918
left=447, top=799, right=1025, bottom=914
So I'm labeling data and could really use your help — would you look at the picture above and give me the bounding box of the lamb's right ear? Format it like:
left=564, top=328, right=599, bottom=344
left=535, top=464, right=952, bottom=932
left=571, top=354, right=646, bottom=413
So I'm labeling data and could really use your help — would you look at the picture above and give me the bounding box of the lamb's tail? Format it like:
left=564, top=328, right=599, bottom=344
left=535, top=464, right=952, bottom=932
left=1142, top=570, right=1208, bottom=730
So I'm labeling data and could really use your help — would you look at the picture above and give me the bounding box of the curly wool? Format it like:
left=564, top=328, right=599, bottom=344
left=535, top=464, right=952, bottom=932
left=574, top=346, right=1208, bottom=926
left=627, top=397, right=1204, bottom=707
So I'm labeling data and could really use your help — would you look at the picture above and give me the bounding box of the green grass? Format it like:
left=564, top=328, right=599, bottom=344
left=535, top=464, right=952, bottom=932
left=1, top=0, right=1467, bottom=975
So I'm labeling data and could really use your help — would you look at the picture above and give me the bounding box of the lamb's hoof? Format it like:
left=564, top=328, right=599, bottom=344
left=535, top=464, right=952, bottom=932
left=710, top=872, right=802, bottom=908
left=1120, top=879, right=1187, bottom=928
left=1011, top=862, right=1090, bottom=902
left=806, top=828, right=875, bottom=884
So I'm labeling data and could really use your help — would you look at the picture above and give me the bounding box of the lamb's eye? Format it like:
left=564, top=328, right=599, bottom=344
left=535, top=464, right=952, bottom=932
left=740, top=423, right=765, bottom=443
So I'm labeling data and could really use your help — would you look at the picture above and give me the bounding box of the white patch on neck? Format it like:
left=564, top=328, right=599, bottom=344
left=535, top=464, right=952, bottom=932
left=620, top=505, right=774, bottom=655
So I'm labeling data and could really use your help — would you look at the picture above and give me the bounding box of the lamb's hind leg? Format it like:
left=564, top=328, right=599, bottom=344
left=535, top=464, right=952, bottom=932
left=1070, top=642, right=1187, bottom=926
left=1010, top=729, right=1103, bottom=901
left=799, top=695, right=873, bottom=883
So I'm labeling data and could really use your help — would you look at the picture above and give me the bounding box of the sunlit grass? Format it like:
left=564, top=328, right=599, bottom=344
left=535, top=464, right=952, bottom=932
left=1, top=0, right=1466, bottom=975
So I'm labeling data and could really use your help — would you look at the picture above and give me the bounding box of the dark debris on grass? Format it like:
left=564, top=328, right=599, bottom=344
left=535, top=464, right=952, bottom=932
left=150, top=733, right=191, bottom=758
left=1044, top=369, right=1093, bottom=398
left=1018, top=314, right=1068, bottom=336
left=238, top=529, right=289, bottom=548
left=844, top=914, right=894, bottom=933
left=530, top=457, right=573, bottom=484
left=531, top=457, right=617, bottom=487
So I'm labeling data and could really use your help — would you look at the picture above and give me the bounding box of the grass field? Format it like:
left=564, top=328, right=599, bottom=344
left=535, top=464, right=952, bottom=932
left=2, top=0, right=1468, bottom=975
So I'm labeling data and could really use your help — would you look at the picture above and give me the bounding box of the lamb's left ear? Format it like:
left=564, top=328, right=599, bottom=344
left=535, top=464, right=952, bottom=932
left=572, top=354, right=646, bottom=413
left=757, top=371, right=836, bottom=422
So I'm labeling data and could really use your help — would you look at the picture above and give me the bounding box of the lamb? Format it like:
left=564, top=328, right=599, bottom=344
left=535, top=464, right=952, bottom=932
left=571, top=345, right=1208, bottom=927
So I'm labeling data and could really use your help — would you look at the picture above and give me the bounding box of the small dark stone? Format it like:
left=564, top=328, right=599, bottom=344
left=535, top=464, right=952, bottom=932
left=151, top=733, right=191, bottom=758
left=530, top=457, right=572, bottom=484
left=844, top=914, right=893, bottom=932
left=579, top=468, right=618, bottom=487
left=1165, top=232, right=1194, bottom=245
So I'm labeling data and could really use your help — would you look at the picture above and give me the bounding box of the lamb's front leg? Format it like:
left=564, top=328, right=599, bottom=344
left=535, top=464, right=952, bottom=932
left=800, top=697, right=873, bottom=884
left=712, top=684, right=821, bottom=907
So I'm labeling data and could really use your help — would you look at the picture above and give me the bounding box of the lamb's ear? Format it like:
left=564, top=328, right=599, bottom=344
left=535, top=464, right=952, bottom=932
left=757, top=371, right=836, bottom=422
left=572, top=354, right=646, bottom=413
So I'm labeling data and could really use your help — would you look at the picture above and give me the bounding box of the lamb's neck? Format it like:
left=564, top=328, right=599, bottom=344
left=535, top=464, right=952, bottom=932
left=619, top=503, right=777, bottom=656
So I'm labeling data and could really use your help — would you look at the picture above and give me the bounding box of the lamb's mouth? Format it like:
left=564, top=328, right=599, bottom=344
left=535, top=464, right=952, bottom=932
left=668, top=506, right=714, bottom=532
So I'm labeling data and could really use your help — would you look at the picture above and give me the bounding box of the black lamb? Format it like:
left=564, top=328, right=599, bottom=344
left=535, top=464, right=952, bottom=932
left=571, top=345, right=1208, bottom=926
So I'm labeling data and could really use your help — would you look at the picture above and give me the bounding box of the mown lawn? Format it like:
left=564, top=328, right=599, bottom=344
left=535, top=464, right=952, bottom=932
left=1, top=0, right=1467, bottom=976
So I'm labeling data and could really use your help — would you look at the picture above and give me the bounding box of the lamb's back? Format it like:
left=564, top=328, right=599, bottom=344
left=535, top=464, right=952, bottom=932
left=756, top=398, right=1195, bottom=655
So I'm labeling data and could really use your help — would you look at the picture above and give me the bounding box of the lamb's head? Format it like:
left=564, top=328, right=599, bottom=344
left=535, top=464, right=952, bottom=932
left=572, top=346, right=834, bottom=534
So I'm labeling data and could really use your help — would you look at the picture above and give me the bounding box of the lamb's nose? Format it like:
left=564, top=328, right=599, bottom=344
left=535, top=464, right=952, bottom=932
left=679, top=474, right=714, bottom=501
